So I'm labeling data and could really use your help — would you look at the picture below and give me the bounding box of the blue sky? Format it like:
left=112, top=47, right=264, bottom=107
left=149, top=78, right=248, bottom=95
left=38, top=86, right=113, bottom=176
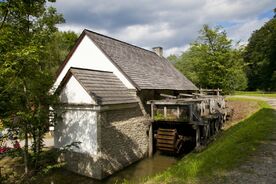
left=51, top=0, right=275, bottom=56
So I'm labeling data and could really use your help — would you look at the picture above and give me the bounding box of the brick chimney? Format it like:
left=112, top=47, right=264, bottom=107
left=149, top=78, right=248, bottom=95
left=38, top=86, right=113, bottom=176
left=152, top=47, right=163, bottom=57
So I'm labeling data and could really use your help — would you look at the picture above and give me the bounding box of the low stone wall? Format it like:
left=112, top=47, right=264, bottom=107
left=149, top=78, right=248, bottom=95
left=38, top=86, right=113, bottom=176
left=97, top=105, right=150, bottom=178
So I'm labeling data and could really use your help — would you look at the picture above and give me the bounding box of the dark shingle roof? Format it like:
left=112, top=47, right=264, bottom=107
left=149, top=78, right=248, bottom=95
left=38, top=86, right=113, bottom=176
left=69, top=68, right=138, bottom=105
left=85, top=29, right=198, bottom=91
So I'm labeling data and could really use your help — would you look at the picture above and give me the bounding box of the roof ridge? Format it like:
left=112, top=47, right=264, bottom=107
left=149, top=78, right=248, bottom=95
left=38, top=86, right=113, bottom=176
left=84, top=29, right=158, bottom=55
left=70, top=67, right=113, bottom=74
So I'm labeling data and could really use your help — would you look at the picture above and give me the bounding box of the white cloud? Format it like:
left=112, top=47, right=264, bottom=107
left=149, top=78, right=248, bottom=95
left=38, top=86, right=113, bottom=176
left=164, top=45, right=190, bottom=57
left=226, top=17, right=270, bottom=43
left=52, top=0, right=275, bottom=55
left=114, top=23, right=175, bottom=45
left=57, top=25, right=83, bottom=33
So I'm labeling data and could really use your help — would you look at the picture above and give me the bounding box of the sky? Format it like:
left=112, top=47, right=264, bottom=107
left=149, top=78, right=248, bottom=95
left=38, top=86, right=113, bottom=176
left=51, top=0, right=275, bottom=56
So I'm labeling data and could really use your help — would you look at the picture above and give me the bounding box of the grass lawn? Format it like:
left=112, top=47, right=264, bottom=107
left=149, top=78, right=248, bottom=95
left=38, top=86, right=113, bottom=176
left=234, top=91, right=276, bottom=98
left=143, top=99, right=276, bottom=184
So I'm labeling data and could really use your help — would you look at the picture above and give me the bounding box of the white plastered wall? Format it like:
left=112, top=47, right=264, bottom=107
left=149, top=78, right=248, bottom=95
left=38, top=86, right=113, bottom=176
left=54, top=108, right=97, bottom=155
left=53, top=35, right=135, bottom=91
left=59, top=75, right=95, bottom=104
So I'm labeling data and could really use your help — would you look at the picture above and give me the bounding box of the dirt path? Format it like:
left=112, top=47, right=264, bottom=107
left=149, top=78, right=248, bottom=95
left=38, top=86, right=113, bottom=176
left=215, top=96, right=276, bottom=184
left=232, top=95, right=276, bottom=109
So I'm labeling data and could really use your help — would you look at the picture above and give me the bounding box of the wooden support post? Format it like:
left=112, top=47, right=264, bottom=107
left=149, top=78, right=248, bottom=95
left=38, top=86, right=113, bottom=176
left=207, top=124, right=210, bottom=138
left=151, top=103, right=154, bottom=119
left=164, top=106, right=167, bottom=119
left=177, top=106, right=180, bottom=119
left=148, top=124, right=153, bottom=157
left=195, top=127, right=200, bottom=148
left=189, top=104, right=193, bottom=122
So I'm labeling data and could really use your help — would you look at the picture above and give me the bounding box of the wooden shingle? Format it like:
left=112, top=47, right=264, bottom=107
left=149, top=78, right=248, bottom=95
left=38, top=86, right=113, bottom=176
left=85, top=29, right=198, bottom=91
left=70, top=68, right=138, bottom=105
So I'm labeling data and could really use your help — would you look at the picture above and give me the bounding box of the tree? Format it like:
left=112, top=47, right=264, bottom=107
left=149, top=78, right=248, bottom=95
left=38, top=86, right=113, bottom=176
left=170, top=25, right=247, bottom=93
left=244, top=9, right=276, bottom=91
left=46, top=31, right=78, bottom=76
left=0, top=0, right=64, bottom=174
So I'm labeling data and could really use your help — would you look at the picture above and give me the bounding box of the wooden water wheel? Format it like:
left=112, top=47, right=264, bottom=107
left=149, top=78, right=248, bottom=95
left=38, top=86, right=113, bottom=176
left=156, top=128, right=184, bottom=154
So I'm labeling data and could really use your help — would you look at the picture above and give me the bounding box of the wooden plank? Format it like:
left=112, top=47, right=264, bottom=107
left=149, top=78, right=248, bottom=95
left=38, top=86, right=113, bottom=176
left=200, top=89, right=222, bottom=92
left=157, top=147, right=175, bottom=152
left=157, top=131, right=176, bottom=136
left=160, top=94, right=177, bottom=99
left=158, top=128, right=176, bottom=132
left=156, top=135, right=175, bottom=140
left=146, top=99, right=203, bottom=105
left=179, top=93, right=194, bottom=97
left=157, top=143, right=175, bottom=148
left=157, top=139, right=175, bottom=144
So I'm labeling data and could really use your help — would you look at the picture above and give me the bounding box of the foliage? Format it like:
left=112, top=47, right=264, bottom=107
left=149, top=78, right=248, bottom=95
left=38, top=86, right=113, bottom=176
left=45, top=31, right=78, bottom=76
left=153, top=111, right=165, bottom=121
left=40, top=142, right=81, bottom=173
left=145, top=99, right=275, bottom=183
left=0, top=0, right=64, bottom=174
left=244, top=9, right=276, bottom=91
left=0, top=141, right=81, bottom=184
left=167, top=54, right=178, bottom=65
left=169, top=25, right=247, bottom=94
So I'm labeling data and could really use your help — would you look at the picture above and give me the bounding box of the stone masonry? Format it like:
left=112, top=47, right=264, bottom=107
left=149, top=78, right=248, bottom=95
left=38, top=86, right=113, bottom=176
left=97, top=105, right=150, bottom=178
left=60, top=104, right=151, bottom=179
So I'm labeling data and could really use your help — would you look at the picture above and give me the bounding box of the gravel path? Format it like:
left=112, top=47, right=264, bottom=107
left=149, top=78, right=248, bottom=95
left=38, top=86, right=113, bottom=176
left=215, top=96, right=276, bottom=184
left=232, top=95, right=276, bottom=108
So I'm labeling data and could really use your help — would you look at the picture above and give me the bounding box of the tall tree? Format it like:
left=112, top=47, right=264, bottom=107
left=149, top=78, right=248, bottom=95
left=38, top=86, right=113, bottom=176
left=0, top=0, right=64, bottom=174
left=170, top=25, right=247, bottom=93
left=46, top=31, right=78, bottom=76
left=244, top=9, right=276, bottom=91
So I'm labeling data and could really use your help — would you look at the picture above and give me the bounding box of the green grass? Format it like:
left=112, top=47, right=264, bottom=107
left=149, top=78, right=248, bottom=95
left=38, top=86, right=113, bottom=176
left=145, top=99, right=276, bottom=184
left=234, top=91, right=276, bottom=98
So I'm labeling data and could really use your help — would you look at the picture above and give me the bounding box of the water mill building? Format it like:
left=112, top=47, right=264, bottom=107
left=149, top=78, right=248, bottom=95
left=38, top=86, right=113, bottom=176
left=53, top=29, right=198, bottom=179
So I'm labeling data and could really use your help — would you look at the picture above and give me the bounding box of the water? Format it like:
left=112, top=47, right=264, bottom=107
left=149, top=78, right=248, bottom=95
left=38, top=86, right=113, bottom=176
left=104, top=153, right=178, bottom=183
left=45, top=153, right=178, bottom=184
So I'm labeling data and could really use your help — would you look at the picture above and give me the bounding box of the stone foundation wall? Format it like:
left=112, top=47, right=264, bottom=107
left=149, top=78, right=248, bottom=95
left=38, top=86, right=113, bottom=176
left=59, top=104, right=151, bottom=179
left=97, top=105, right=150, bottom=178
left=59, top=151, right=103, bottom=179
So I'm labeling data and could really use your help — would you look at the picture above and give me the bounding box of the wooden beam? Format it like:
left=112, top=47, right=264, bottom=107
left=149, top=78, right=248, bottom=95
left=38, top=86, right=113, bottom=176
left=146, top=99, right=203, bottom=105
left=164, top=106, right=167, bottom=118
left=200, top=89, right=222, bottom=92
left=151, top=103, right=154, bottom=119
left=148, top=124, right=153, bottom=157
left=177, top=106, right=180, bottom=118
left=160, top=93, right=177, bottom=99
left=179, top=93, right=194, bottom=97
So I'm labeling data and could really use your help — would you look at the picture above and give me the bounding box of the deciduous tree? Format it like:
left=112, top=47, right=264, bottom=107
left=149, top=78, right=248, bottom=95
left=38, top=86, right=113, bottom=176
left=244, top=9, right=276, bottom=91
left=170, top=25, right=247, bottom=93
left=0, top=0, right=64, bottom=174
